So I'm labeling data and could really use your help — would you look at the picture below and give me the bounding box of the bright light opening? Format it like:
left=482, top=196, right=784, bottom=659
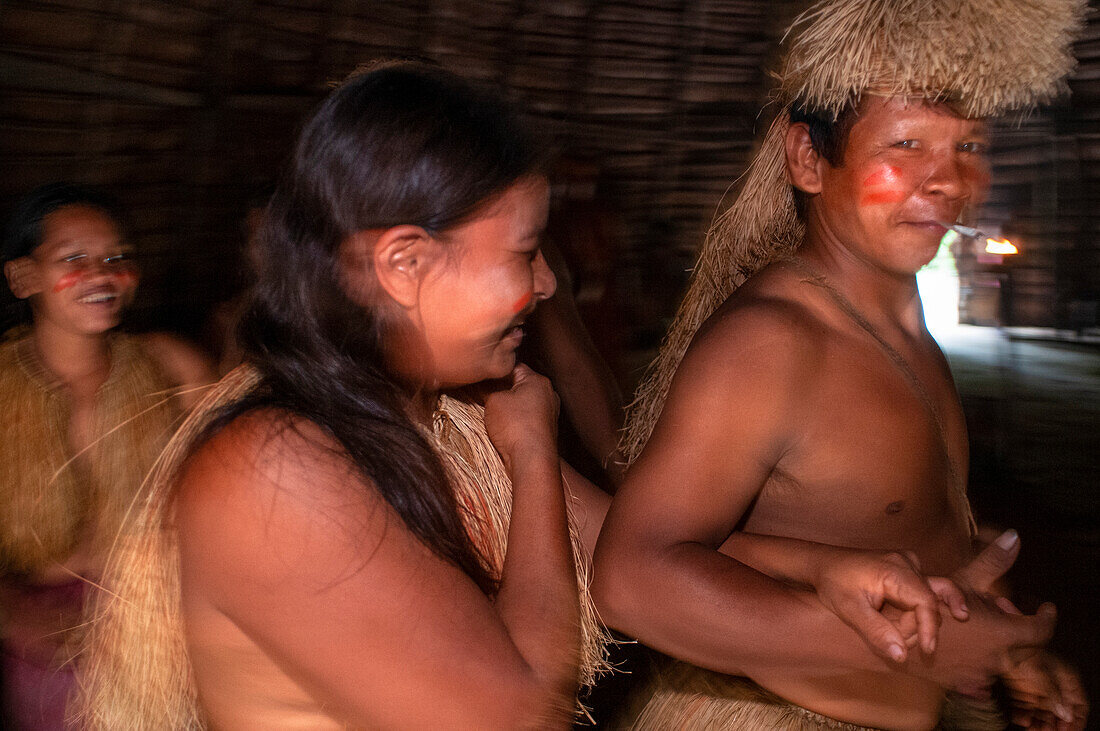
left=917, top=230, right=961, bottom=337
left=984, top=237, right=1018, bottom=255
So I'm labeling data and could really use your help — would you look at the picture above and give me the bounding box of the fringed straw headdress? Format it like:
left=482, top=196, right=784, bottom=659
left=622, top=0, right=1086, bottom=461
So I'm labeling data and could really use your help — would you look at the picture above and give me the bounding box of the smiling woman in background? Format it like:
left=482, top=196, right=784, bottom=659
left=0, top=183, right=212, bottom=730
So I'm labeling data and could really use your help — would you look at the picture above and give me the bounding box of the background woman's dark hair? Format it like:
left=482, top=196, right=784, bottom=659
left=2, top=182, right=123, bottom=332
left=216, top=61, right=543, bottom=594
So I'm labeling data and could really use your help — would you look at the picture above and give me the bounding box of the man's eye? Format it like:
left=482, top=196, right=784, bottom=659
left=104, top=253, right=132, bottom=265
left=895, top=139, right=919, bottom=149
left=62, top=253, right=87, bottom=264
left=960, top=141, right=988, bottom=154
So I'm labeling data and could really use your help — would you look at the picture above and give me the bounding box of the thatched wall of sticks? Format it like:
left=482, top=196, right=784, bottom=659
left=967, top=5, right=1100, bottom=330
left=1, top=1, right=1097, bottom=364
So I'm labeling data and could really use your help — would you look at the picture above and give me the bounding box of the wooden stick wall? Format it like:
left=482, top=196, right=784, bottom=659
left=1, top=0, right=1096, bottom=349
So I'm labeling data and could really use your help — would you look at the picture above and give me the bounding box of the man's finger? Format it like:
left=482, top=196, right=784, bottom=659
left=956, top=529, right=1020, bottom=591
left=1004, top=604, right=1057, bottom=668
left=1051, top=660, right=1086, bottom=726
left=915, top=599, right=939, bottom=654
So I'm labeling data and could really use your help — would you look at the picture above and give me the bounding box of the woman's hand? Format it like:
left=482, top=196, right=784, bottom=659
left=483, top=364, right=560, bottom=474
left=812, top=547, right=969, bottom=662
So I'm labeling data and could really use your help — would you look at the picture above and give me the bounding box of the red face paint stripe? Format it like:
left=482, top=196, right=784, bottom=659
left=511, top=291, right=533, bottom=315
left=861, top=165, right=900, bottom=188
left=861, top=170, right=887, bottom=187
left=859, top=190, right=907, bottom=206
left=52, top=271, right=82, bottom=293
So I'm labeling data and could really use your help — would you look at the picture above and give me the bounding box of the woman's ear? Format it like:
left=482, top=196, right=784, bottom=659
left=785, top=122, right=825, bottom=195
left=3, top=257, right=42, bottom=299
left=341, top=225, right=439, bottom=310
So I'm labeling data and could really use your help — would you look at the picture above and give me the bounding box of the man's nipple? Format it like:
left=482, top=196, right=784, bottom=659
left=885, top=500, right=905, bottom=515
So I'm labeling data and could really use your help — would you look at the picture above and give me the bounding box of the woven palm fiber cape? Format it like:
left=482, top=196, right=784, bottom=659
left=78, top=365, right=610, bottom=728
left=621, top=0, right=1086, bottom=465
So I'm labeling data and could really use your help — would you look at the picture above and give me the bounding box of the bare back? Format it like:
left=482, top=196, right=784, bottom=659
left=175, top=408, right=579, bottom=729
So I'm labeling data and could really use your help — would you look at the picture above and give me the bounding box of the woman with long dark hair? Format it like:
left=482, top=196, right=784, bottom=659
left=80, top=61, right=609, bottom=729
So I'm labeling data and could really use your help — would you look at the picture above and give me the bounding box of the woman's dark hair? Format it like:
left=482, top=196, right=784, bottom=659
left=2, top=182, right=123, bottom=330
left=218, top=61, right=543, bottom=594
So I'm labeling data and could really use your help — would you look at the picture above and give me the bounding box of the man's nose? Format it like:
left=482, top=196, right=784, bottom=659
left=921, top=153, right=970, bottom=201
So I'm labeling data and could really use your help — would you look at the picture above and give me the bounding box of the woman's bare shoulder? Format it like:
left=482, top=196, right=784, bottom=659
left=172, top=408, right=545, bottom=728
left=173, top=409, right=383, bottom=577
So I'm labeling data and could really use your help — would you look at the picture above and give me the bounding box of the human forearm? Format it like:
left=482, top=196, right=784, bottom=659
left=719, top=531, right=846, bottom=586
left=594, top=539, right=894, bottom=678
left=529, top=288, right=625, bottom=483
left=560, top=460, right=611, bottom=567
left=595, top=533, right=1057, bottom=695
left=558, top=370, right=624, bottom=480
left=495, top=449, right=582, bottom=698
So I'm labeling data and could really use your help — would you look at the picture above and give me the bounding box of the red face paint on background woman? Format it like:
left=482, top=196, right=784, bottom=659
left=52, top=271, right=82, bottom=293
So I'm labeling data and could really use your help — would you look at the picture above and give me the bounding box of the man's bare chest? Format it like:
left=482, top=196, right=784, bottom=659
left=747, top=350, right=972, bottom=563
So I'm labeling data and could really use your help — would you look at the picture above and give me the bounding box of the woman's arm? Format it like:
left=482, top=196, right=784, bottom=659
left=485, top=366, right=582, bottom=712
left=140, top=332, right=216, bottom=410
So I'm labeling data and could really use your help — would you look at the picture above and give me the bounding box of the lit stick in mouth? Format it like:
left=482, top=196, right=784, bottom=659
left=938, top=222, right=1019, bottom=256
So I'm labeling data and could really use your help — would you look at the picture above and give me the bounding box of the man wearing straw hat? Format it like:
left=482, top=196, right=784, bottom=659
left=593, top=0, right=1087, bottom=728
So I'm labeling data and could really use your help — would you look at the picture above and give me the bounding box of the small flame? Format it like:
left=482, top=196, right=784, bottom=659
left=984, top=237, right=1018, bottom=255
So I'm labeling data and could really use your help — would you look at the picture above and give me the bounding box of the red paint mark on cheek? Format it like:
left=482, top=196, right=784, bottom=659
left=861, top=165, right=901, bottom=189
left=115, top=269, right=138, bottom=287
left=859, top=190, right=907, bottom=207
left=511, top=291, right=533, bottom=315
left=859, top=164, right=907, bottom=206
left=52, top=271, right=83, bottom=293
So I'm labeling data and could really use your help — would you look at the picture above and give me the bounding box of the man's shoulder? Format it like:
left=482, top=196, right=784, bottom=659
left=694, top=261, right=835, bottom=362
left=662, top=267, right=837, bottom=421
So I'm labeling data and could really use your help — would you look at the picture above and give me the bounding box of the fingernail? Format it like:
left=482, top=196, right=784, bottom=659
left=888, top=644, right=905, bottom=662
left=1054, top=703, right=1072, bottom=722
left=995, top=529, right=1019, bottom=550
